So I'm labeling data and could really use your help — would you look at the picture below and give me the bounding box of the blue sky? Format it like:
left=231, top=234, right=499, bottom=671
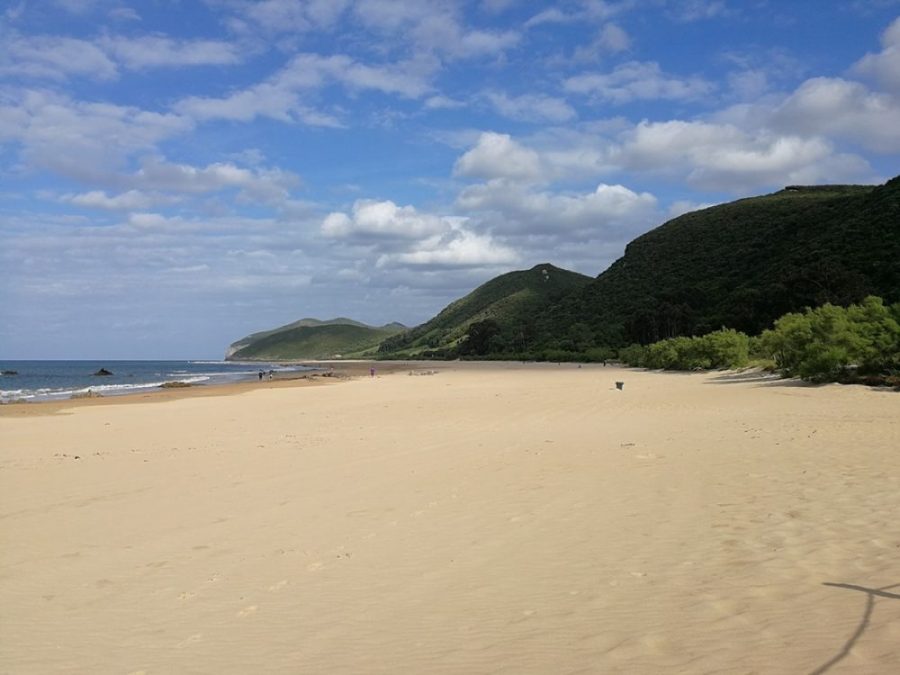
left=2, top=0, right=898, bottom=359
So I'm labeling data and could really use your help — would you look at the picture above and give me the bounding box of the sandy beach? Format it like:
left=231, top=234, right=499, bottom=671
left=1, top=363, right=898, bottom=674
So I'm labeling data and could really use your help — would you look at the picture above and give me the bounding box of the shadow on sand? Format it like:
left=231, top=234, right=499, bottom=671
left=809, top=582, right=900, bottom=674
left=704, top=370, right=817, bottom=388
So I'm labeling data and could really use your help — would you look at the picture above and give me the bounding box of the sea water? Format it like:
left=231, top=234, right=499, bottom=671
left=0, top=360, right=314, bottom=403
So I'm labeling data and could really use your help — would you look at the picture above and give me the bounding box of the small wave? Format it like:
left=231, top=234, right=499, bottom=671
left=1, top=376, right=212, bottom=402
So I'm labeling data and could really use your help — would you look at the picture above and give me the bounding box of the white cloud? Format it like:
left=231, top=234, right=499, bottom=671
left=667, top=199, right=718, bottom=218
left=424, top=95, right=466, bottom=109
left=65, top=190, right=161, bottom=210
left=670, top=0, right=729, bottom=22
left=565, top=61, right=714, bottom=103
left=322, top=199, right=447, bottom=239
left=484, top=91, right=576, bottom=123
left=453, top=132, right=544, bottom=182
left=2, top=35, right=118, bottom=80
left=457, top=181, right=659, bottom=235
left=574, top=22, right=631, bottom=61
left=351, top=0, right=520, bottom=60
left=379, top=227, right=518, bottom=268
left=101, top=36, right=242, bottom=69
left=131, top=157, right=299, bottom=203
left=772, top=77, right=900, bottom=152
left=524, top=8, right=570, bottom=27
left=618, top=119, right=874, bottom=190
left=322, top=198, right=518, bottom=270
left=0, top=90, right=191, bottom=180
left=232, top=0, right=351, bottom=33
left=176, top=52, right=434, bottom=125
left=853, top=16, right=900, bottom=94
left=109, top=7, right=141, bottom=21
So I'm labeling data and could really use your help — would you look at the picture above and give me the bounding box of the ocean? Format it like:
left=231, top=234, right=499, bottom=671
left=0, top=360, right=315, bottom=403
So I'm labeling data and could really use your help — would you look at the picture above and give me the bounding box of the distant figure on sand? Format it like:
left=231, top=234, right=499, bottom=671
left=370, top=367, right=375, bottom=377
left=258, top=371, right=263, bottom=381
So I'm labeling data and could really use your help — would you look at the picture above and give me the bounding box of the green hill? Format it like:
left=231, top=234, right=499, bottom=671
left=532, top=177, right=900, bottom=350
left=378, top=263, right=592, bottom=357
left=227, top=318, right=405, bottom=360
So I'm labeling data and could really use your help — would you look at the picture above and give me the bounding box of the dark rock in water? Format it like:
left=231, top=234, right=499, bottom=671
left=1, top=370, right=17, bottom=376
left=93, top=368, right=114, bottom=376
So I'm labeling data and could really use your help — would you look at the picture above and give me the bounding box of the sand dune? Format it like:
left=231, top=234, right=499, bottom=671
left=1, top=364, right=898, bottom=673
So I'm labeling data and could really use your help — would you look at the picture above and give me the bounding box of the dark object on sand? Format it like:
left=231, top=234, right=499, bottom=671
left=1, top=370, right=17, bottom=376
left=93, top=368, right=114, bottom=376
left=615, top=381, right=624, bottom=391
left=161, top=381, right=192, bottom=388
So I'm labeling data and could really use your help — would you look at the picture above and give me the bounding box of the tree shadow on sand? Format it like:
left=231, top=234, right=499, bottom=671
left=809, top=582, right=900, bottom=674
left=704, top=370, right=815, bottom=388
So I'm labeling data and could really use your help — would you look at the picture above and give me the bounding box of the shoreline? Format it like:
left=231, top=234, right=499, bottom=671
left=0, top=360, right=624, bottom=417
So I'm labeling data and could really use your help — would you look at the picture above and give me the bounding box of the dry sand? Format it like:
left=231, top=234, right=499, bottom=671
left=1, top=364, right=898, bottom=674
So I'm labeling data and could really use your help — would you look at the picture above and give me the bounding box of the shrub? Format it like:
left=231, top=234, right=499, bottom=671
left=756, top=296, right=900, bottom=382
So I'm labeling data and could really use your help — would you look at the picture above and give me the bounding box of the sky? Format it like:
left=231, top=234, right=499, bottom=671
left=1, top=0, right=899, bottom=359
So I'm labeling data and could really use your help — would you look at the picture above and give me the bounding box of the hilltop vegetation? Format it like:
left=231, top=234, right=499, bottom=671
left=533, top=178, right=899, bottom=352
left=377, top=264, right=592, bottom=358
left=227, top=318, right=405, bottom=361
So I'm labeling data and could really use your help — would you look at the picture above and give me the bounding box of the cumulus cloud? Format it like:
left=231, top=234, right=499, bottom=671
left=772, top=77, right=900, bottom=152
left=853, top=16, right=900, bottom=94
left=322, top=199, right=447, bottom=239
left=453, top=132, right=544, bottom=182
left=322, top=199, right=518, bottom=270
left=457, top=181, right=659, bottom=236
left=565, top=61, right=714, bottom=103
left=379, top=228, right=518, bottom=269
left=617, top=119, right=874, bottom=190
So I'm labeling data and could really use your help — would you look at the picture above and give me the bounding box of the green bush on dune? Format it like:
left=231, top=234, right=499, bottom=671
left=755, top=296, right=900, bottom=382
left=618, top=328, right=750, bottom=370
left=622, top=296, right=900, bottom=385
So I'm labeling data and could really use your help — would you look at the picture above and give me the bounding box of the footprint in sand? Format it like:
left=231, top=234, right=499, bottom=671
left=178, top=592, right=196, bottom=601
left=237, top=605, right=257, bottom=617
left=306, top=561, right=325, bottom=571
left=268, top=580, right=288, bottom=592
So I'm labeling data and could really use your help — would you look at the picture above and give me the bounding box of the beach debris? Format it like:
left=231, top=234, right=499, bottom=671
left=161, top=381, right=192, bottom=388
left=615, top=381, right=625, bottom=390
left=93, top=368, right=114, bottom=376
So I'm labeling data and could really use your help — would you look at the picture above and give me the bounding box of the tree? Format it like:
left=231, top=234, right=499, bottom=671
left=460, top=319, right=502, bottom=356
